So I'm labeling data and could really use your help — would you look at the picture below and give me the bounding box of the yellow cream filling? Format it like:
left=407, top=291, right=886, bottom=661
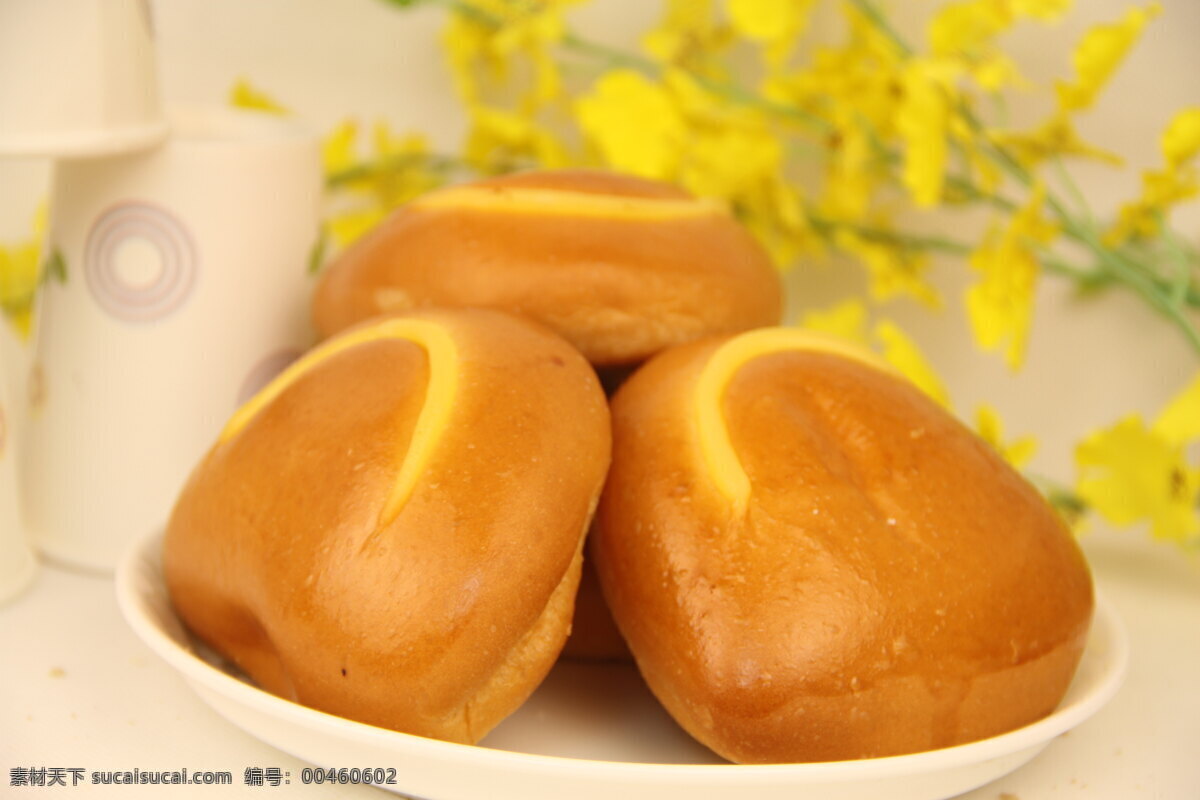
left=411, top=186, right=726, bottom=221
left=693, top=328, right=893, bottom=516
left=220, top=318, right=458, bottom=527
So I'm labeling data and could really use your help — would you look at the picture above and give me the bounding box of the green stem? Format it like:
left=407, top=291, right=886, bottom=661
left=430, top=0, right=831, bottom=131
left=1028, top=474, right=1090, bottom=527
left=944, top=173, right=1019, bottom=212
left=845, top=0, right=912, bottom=57
left=402, top=0, right=1200, bottom=355
left=559, top=31, right=656, bottom=73
left=848, top=0, right=1200, bottom=355
left=1153, top=211, right=1197, bottom=309
left=560, top=32, right=830, bottom=131
left=325, top=153, right=468, bottom=190
left=808, top=214, right=974, bottom=255
left=1052, top=155, right=1096, bottom=229
left=1069, top=220, right=1200, bottom=353
left=1037, top=249, right=1110, bottom=290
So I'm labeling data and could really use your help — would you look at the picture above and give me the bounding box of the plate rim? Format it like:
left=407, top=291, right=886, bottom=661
left=115, top=528, right=1129, bottom=783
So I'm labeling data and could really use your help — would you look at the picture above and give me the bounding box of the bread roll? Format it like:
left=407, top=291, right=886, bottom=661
left=164, top=308, right=611, bottom=743
left=312, top=169, right=783, bottom=366
left=593, top=328, right=1094, bottom=763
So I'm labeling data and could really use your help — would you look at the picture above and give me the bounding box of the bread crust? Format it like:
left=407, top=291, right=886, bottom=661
left=312, top=170, right=782, bottom=366
left=164, top=308, right=611, bottom=743
left=593, top=333, right=1094, bottom=763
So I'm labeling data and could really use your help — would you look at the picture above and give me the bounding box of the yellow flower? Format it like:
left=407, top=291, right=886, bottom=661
left=441, top=0, right=575, bottom=107
left=873, top=319, right=950, bottom=406
left=323, top=120, right=360, bottom=177
left=726, top=0, right=807, bottom=43
left=1014, top=0, right=1073, bottom=20
left=496, top=10, right=566, bottom=106
left=928, top=1, right=1011, bottom=58
left=664, top=72, right=783, bottom=199
left=834, top=228, right=940, bottom=308
left=0, top=240, right=40, bottom=338
left=800, top=298, right=869, bottom=344
left=975, top=404, right=1038, bottom=467
left=1161, top=107, right=1200, bottom=169
left=818, top=111, right=875, bottom=219
left=464, top=105, right=570, bottom=172
left=326, top=207, right=388, bottom=249
left=1075, top=372, right=1200, bottom=545
left=682, top=124, right=782, bottom=198
left=443, top=11, right=496, bottom=104
left=369, top=122, right=446, bottom=207
left=739, top=174, right=813, bottom=269
left=1056, top=4, right=1159, bottom=113
left=1106, top=108, right=1200, bottom=243
left=1154, top=371, right=1200, bottom=444
left=992, top=112, right=1123, bottom=169
left=927, top=0, right=1066, bottom=90
left=1076, top=416, right=1199, bottom=544
left=897, top=60, right=953, bottom=207
left=321, top=120, right=449, bottom=251
left=643, top=0, right=730, bottom=68
left=576, top=69, right=685, bottom=180
left=0, top=203, right=49, bottom=339
left=763, top=5, right=904, bottom=141
left=229, top=79, right=289, bottom=115
left=929, top=0, right=1072, bottom=52
left=842, top=1, right=906, bottom=64
left=1106, top=167, right=1198, bottom=243
left=965, top=184, right=1056, bottom=369
left=726, top=0, right=814, bottom=66
left=949, top=114, right=1002, bottom=193
left=969, top=53, right=1022, bottom=92
left=965, top=228, right=1036, bottom=370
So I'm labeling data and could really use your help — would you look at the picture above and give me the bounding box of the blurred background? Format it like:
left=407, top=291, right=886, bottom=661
left=1, top=0, right=1196, bottom=501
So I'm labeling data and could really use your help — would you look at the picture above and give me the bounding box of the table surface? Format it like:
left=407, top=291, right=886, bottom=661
left=2, top=528, right=1198, bottom=800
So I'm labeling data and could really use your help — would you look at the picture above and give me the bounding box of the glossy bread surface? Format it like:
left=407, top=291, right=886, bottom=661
left=165, top=309, right=611, bottom=744
left=312, top=170, right=783, bottom=365
left=593, top=332, right=1094, bottom=763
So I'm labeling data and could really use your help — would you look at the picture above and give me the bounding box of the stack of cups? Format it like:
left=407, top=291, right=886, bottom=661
left=0, top=0, right=323, bottom=579
left=0, top=344, right=36, bottom=603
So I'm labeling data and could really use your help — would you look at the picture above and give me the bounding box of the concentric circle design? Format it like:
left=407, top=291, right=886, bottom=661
left=84, top=203, right=198, bottom=323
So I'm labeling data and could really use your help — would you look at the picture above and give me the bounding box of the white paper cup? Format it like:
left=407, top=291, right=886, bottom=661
left=0, top=342, right=36, bottom=604
left=22, top=105, right=322, bottom=571
left=0, top=0, right=168, bottom=157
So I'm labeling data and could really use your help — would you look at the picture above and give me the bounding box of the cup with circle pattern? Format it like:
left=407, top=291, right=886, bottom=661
left=0, top=340, right=37, bottom=603
left=22, top=105, right=322, bottom=571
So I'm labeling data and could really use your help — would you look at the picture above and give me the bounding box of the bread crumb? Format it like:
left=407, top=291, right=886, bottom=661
left=48, top=667, right=66, bottom=678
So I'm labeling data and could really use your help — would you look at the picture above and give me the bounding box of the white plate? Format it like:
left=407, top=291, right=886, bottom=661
left=116, top=530, right=1128, bottom=800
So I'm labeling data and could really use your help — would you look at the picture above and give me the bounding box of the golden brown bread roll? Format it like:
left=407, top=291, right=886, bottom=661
left=311, top=169, right=783, bottom=366
left=164, top=308, right=611, bottom=744
left=592, top=328, right=1094, bottom=764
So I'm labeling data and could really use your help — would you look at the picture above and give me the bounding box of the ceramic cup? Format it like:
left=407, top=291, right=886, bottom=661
left=0, top=0, right=168, bottom=157
left=22, top=105, right=322, bottom=572
left=0, top=338, right=37, bottom=603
